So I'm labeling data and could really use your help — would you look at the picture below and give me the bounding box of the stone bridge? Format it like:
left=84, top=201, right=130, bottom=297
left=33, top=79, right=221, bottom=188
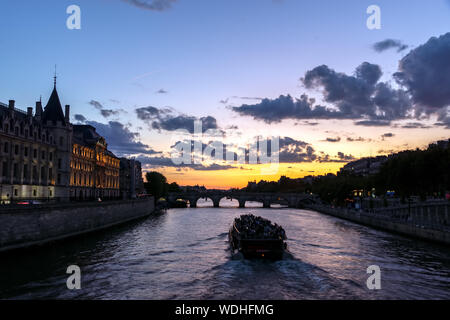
left=167, top=191, right=318, bottom=208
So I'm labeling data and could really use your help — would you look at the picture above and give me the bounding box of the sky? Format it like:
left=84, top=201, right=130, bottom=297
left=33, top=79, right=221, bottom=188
left=1, top=0, right=450, bottom=189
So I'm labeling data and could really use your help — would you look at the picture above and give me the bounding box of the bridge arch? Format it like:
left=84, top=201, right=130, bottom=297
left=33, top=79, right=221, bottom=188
left=167, top=192, right=316, bottom=209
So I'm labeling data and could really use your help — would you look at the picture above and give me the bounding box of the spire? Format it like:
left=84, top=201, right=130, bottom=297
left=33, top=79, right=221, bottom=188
left=54, top=65, right=57, bottom=88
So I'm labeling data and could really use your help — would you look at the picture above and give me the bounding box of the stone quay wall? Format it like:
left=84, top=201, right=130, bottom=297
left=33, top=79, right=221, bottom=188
left=307, top=202, right=450, bottom=245
left=0, top=198, right=155, bottom=253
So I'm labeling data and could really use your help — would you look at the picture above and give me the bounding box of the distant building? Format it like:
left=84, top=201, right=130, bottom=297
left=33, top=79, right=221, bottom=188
left=119, top=158, right=144, bottom=199
left=181, top=185, right=206, bottom=193
left=429, top=139, right=450, bottom=150
left=339, top=156, right=388, bottom=176
left=302, top=175, right=314, bottom=185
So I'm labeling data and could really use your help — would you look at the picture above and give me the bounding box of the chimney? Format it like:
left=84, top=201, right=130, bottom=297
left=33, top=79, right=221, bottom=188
left=27, top=107, right=33, bottom=117
left=8, top=100, right=15, bottom=110
left=65, top=105, right=70, bottom=122
left=35, top=101, right=43, bottom=120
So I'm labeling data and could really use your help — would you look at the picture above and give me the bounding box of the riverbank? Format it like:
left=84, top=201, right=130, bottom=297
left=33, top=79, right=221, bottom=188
left=0, top=198, right=155, bottom=253
left=306, top=202, right=450, bottom=245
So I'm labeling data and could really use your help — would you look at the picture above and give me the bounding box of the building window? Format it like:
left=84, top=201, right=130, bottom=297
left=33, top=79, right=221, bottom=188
left=49, top=152, right=53, bottom=161
left=33, top=190, right=37, bottom=197
left=14, top=145, right=19, bottom=155
left=4, top=142, right=8, bottom=153
left=24, top=147, right=28, bottom=157
left=25, top=129, right=28, bottom=138
left=42, top=151, right=46, bottom=160
left=59, top=136, right=64, bottom=146
left=49, top=168, right=53, bottom=181
left=41, top=167, right=46, bottom=180
left=49, top=190, right=53, bottom=197
left=23, top=164, right=28, bottom=180
left=57, top=174, right=61, bottom=184
left=2, top=162, right=8, bottom=177
left=33, top=149, right=37, bottom=158
left=14, top=127, right=18, bottom=135
left=58, top=159, right=62, bottom=169
left=33, top=166, right=37, bottom=180
left=13, top=163, right=18, bottom=179
left=14, top=189, right=18, bottom=197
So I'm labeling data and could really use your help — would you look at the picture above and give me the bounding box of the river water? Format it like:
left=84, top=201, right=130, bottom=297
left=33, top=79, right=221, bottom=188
left=1, top=199, right=449, bottom=300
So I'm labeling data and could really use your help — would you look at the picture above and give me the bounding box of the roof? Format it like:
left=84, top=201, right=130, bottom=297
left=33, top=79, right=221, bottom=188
left=73, top=125, right=102, bottom=147
left=72, top=125, right=118, bottom=159
left=42, top=87, right=66, bottom=125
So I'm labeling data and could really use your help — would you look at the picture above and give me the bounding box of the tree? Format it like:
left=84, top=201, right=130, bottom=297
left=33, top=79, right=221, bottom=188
left=144, top=171, right=168, bottom=202
left=168, top=182, right=181, bottom=193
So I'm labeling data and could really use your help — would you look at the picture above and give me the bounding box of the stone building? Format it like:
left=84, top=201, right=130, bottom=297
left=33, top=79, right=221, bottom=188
left=119, top=158, right=144, bottom=199
left=71, top=125, right=120, bottom=200
left=0, top=82, right=71, bottom=202
left=0, top=80, right=120, bottom=203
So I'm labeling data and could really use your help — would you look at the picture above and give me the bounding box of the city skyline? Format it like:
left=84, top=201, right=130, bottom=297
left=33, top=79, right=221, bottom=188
left=1, top=0, right=450, bottom=188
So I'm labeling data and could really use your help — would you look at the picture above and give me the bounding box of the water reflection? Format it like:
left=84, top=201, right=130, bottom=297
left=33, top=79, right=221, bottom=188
left=0, top=201, right=449, bottom=299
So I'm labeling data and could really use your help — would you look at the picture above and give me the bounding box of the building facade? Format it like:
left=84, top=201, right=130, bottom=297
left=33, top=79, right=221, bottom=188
left=70, top=125, right=120, bottom=200
left=0, top=82, right=120, bottom=203
left=119, top=158, right=144, bottom=199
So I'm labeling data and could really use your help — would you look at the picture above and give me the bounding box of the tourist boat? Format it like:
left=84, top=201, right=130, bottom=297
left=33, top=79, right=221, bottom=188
left=229, top=214, right=287, bottom=260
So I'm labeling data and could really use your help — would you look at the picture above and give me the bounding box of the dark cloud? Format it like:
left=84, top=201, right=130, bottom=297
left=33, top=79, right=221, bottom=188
left=378, top=149, right=397, bottom=155
left=373, top=39, right=408, bottom=53
left=230, top=33, right=450, bottom=128
left=156, top=89, right=168, bottom=94
left=318, top=153, right=356, bottom=163
left=382, top=133, right=395, bottom=139
left=295, top=121, right=319, bottom=127
left=121, top=0, right=177, bottom=11
left=85, top=120, right=160, bottom=156
left=100, top=109, right=120, bottom=117
left=89, top=100, right=122, bottom=118
left=400, top=122, right=432, bottom=129
left=337, top=152, right=356, bottom=161
left=137, top=155, right=235, bottom=171
left=303, top=63, right=410, bottom=122
left=394, top=33, right=450, bottom=112
left=233, top=62, right=411, bottom=126
left=232, top=94, right=344, bottom=123
left=324, top=137, right=341, bottom=143
left=435, top=119, right=450, bottom=129
left=347, top=136, right=368, bottom=142
left=168, top=136, right=349, bottom=165
left=136, top=106, right=219, bottom=133
left=354, top=120, right=391, bottom=127
left=74, top=114, right=86, bottom=122
left=233, top=96, right=264, bottom=101
left=278, top=137, right=317, bottom=163
left=89, top=100, right=103, bottom=110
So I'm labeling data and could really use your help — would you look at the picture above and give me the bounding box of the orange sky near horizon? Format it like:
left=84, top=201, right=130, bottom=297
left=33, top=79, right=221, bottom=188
left=141, top=161, right=357, bottom=189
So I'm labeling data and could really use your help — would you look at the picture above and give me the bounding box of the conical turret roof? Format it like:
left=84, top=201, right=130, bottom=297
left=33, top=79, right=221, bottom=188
left=42, top=86, right=66, bottom=125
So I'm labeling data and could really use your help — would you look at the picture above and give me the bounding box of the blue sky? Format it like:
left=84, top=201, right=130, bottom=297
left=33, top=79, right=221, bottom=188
left=1, top=0, right=450, bottom=187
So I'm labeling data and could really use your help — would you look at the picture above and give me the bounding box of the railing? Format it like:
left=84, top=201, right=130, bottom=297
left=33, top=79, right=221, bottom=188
left=308, top=203, right=450, bottom=233
left=0, top=197, right=155, bottom=214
